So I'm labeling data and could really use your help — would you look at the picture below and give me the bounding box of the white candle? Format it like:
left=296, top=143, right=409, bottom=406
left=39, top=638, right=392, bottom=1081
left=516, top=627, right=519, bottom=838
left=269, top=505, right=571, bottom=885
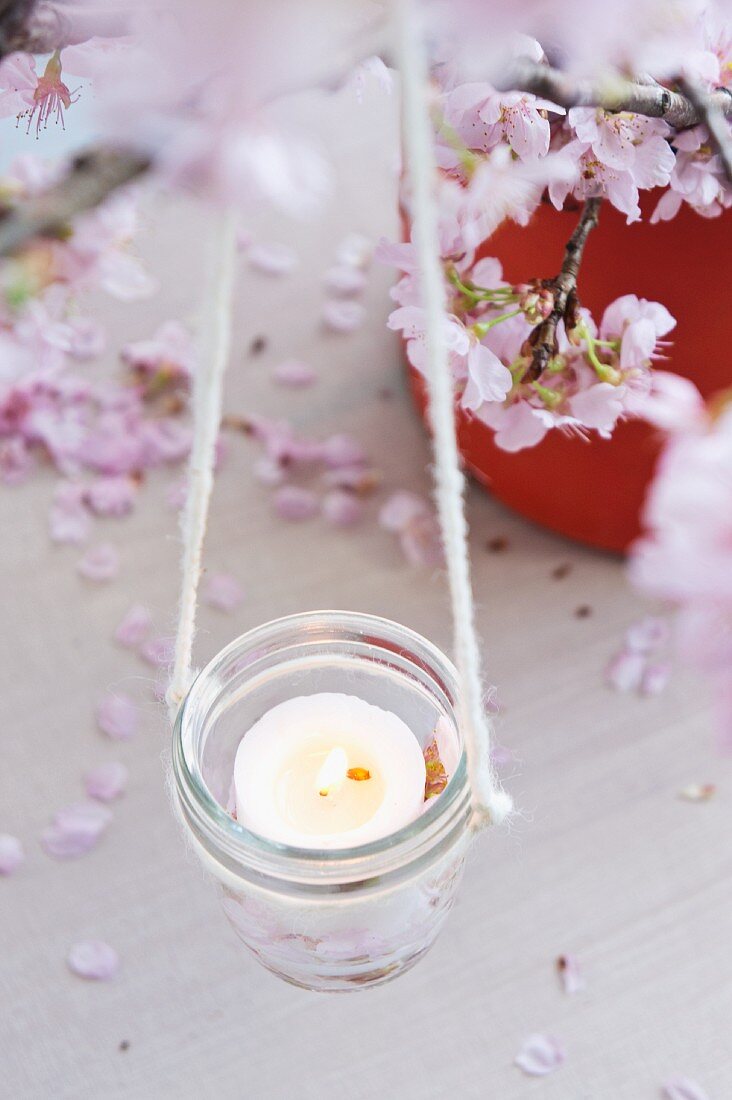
left=234, top=693, right=427, bottom=849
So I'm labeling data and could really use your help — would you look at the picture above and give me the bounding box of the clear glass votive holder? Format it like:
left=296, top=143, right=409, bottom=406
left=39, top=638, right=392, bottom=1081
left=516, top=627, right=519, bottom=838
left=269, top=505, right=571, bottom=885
left=172, top=610, right=471, bottom=992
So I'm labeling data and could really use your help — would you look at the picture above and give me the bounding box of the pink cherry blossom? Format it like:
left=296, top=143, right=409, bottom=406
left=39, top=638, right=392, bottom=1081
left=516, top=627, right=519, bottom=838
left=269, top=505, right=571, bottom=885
left=515, top=1034, right=565, bottom=1077
left=0, top=833, right=24, bottom=875
left=273, top=485, right=319, bottom=521
left=0, top=53, right=37, bottom=118
left=40, top=802, right=112, bottom=859
left=462, top=343, right=514, bottom=410
left=627, top=371, right=707, bottom=433
left=272, top=359, right=318, bottom=388
left=322, top=490, right=363, bottom=527
left=84, top=762, right=129, bottom=802
left=77, top=542, right=120, bottom=582
left=441, top=81, right=563, bottom=163
left=568, top=382, right=626, bottom=434
left=475, top=400, right=554, bottom=452
left=549, top=139, right=643, bottom=223
left=0, top=50, right=79, bottom=134
left=322, top=299, right=366, bottom=334
left=114, top=604, right=152, bottom=648
left=630, top=403, right=732, bottom=743
left=248, top=242, right=298, bottom=277
left=96, top=692, right=138, bottom=740
left=67, top=940, right=120, bottom=981
left=351, top=54, right=393, bottom=104
left=203, top=573, right=244, bottom=612
left=568, top=108, right=674, bottom=186
left=653, top=126, right=732, bottom=221
left=600, top=295, right=676, bottom=372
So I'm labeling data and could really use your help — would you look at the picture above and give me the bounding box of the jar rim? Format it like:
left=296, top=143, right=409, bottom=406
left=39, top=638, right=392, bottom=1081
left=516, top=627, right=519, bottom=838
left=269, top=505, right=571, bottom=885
left=172, top=610, right=471, bottom=884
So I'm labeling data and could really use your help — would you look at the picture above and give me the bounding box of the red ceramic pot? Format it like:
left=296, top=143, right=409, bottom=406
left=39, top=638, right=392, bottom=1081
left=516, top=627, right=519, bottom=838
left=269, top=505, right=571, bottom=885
left=409, top=195, right=730, bottom=553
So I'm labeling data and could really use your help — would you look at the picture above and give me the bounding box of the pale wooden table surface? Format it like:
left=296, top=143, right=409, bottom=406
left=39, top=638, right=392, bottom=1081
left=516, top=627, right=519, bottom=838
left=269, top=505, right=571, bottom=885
left=1, top=88, right=730, bottom=1100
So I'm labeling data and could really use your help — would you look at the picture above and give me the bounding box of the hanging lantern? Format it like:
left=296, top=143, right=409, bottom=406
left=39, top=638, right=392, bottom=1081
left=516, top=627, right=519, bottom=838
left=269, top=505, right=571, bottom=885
left=171, top=611, right=469, bottom=991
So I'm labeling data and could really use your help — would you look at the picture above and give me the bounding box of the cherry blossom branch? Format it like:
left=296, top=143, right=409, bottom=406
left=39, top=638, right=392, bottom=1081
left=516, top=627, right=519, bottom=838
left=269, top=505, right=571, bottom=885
left=679, top=78, right=732, bottom=183
left=499, top=59, right=732, bottom=129
left=0, top=147, right=150, bottom=257
left=526, top=197, right=601, bottom=379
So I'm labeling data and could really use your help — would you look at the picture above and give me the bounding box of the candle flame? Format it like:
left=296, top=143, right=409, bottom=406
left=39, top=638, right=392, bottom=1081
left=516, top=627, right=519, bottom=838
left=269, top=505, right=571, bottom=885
left=317, top=746, right=348, bottom=797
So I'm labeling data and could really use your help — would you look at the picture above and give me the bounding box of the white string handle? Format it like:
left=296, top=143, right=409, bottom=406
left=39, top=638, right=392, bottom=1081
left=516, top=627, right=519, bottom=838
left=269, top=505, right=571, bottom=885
left=166, top=208, right=238, bottom=722
left=394, top=0, right=513, bottom=828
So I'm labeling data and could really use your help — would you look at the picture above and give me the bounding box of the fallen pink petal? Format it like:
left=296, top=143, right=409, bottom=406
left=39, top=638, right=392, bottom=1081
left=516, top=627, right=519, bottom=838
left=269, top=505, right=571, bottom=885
left=272, top=486, right=319, bottom=521
left=678, top=784, right=716, bottom=803
left=662, top=1078, right=711, bottom=1100
left=272, top=359, right=318, bottom=388
left=77, top=543, right=120, bottom=583
left=379, top=491, right=430, bottom=533
left=641, top=662, right=671, bottom=696
left=323, top=265, right=367, bottom=297
left=515, top=1034, right=566, bottom=1077
left=605, top=649, right=646, bottom=693
left=321, top=434, right=366, bottom=469
left=203, top=573, right=244, bottom=612
left=322, top=299, right=366, bottom=334
left=624, top=615, right=670, bottom=653
left=84, top=762, right=129, bottom=802
left=557, top=954, right=584, bottom=994
left=49, top=482, right=91, bottom=545
left=85, top=476, right=138, bottom=518
left=40, top=802, right=112, bottom=859
left=114, top=604, right=152, bottom=648
left=322, top=489, right=363, bottom=527
left=252, top=456, right=286, bottom=486
left=139, top=636, right=174, bottom=668
left=96, top=692, right=139, bottom=740
left=166, top=478, right=188, bottom=511
left=334, top=233, right=372, bottom=269
left=322, top=465, right=381, bottom=495
left=0, top=833, right=24, bottom=875
left=247, top=242, right=297, bottom=277
left=67, top=940, right=120, bottom=981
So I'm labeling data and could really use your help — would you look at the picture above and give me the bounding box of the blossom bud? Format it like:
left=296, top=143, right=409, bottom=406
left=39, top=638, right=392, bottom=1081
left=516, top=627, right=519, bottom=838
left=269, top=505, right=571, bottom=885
left=516, top=281, right=554, bottom=324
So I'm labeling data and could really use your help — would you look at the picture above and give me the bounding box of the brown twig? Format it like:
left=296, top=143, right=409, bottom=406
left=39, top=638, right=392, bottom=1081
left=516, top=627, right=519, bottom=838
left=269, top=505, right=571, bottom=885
left=526, top=197, right=601, bottom=379
left=678, top=78, right=732, bottom=184
left=498, top=59, right=732, bottom=130
left=0, top=147, right=151, bottom=257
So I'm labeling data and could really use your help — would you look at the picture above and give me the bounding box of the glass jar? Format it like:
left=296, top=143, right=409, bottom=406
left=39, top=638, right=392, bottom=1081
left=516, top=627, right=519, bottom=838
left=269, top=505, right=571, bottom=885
left=172, top=610, right=471, bottom=992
